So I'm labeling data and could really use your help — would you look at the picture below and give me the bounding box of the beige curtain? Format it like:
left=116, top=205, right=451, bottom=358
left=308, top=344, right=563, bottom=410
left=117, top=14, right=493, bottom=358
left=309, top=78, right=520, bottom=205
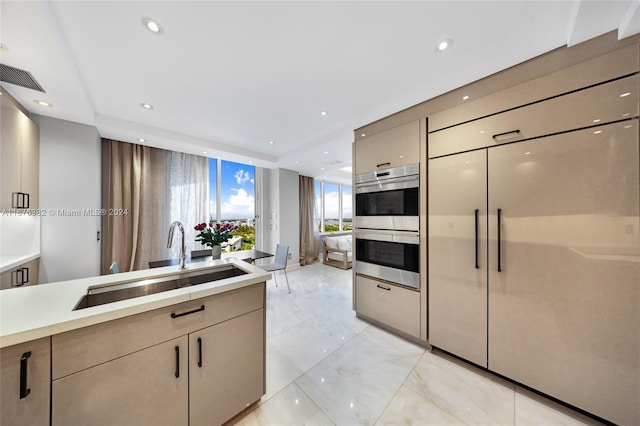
left=299, top=175, right=320, bottom=265
left=105, top=140, right=169, bottom=272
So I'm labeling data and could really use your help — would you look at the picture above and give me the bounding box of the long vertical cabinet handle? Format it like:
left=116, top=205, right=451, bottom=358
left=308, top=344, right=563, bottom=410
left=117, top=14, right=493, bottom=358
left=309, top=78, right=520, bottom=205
left=20, top=351, right=32, bottom=399
left=474, top=209, right=479, bottom=269
left=497, top=208, right=502, bottom=272
left=197, top=337, right=203, bottom=368
left=174, top=346, right=180, bottom=378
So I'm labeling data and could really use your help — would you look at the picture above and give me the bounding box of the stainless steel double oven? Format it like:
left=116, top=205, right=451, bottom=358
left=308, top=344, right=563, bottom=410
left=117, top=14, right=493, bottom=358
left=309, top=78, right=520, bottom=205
left=354, top=163, right=420, bottom=289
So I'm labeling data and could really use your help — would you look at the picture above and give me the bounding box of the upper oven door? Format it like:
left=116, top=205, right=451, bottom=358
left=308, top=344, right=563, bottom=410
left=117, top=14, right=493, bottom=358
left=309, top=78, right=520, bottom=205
left=355, top=179, right=419, bottom=230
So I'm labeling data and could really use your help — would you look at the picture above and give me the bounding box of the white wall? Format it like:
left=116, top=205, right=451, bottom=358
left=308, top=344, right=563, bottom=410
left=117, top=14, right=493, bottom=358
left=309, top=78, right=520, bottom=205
left=258, top=168, right=299, bottom=268
left=32, top=115, right=101, bottom=283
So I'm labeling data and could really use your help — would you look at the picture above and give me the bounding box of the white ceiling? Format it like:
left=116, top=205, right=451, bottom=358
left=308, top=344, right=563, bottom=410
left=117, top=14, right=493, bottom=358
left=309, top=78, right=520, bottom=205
left=1, top=1, right=639, bottom=185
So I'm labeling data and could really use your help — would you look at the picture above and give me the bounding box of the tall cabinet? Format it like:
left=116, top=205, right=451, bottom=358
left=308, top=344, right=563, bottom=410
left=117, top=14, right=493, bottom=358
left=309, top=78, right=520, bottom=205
left=0, top=88, right=40, bottom=289
left=428, top=49, right=639, bottom=425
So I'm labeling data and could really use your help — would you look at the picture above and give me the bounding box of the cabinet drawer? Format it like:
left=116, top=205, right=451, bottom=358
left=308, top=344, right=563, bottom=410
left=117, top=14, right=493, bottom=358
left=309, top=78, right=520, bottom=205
left=355, top=275, right=420, bottom=338
left=429, top=74, right=639, bottom=158
left=429, top=45, right=639, bottom=132
left=355, top=120, right=420, bottom=173
left=52, top=282, right=265, bottom=379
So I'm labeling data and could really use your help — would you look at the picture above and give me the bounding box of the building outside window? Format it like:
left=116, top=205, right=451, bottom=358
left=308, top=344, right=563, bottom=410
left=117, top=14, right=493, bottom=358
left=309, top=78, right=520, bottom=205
left=209, top=158, right=255, bottom=250
left=315, top=180, right=352, bottom=233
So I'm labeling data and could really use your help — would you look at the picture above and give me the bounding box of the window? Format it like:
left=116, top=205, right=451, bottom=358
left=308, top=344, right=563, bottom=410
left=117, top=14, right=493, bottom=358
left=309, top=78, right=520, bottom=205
left=208, top=158, right=256, bottom=250
left=315, top=181, right=352, bottom=233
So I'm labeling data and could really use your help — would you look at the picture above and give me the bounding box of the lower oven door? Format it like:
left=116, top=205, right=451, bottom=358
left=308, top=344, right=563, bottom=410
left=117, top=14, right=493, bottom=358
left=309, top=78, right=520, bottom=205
left=355, top=229, right=420, bottom=289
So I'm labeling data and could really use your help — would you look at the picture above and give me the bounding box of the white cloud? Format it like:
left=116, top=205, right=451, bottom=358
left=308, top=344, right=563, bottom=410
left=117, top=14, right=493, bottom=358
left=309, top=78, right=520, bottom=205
left=222, top=188, right=255, bottom=219
left=235, top=169, right=252, bottom=186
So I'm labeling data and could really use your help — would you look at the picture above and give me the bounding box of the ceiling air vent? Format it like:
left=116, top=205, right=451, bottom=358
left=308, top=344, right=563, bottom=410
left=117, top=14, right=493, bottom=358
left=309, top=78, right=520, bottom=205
left=0, top=63, right=45, bottom=92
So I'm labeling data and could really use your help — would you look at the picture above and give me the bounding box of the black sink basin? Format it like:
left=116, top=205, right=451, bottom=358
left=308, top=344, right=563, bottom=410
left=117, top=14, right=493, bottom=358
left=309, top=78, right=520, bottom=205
left=73, top=265, right=247, bottom=310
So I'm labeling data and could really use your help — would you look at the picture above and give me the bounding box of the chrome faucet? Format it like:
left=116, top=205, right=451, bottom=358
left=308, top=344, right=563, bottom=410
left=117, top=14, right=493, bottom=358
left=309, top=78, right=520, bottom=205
left=167, top=221, right=186, bottom=270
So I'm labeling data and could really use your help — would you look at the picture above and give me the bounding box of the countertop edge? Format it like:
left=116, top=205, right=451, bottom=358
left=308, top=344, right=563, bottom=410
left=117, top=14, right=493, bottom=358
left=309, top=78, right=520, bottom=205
left=0, top=252, right=41, bottom=273
left=0, top=259, right=272, bottom=349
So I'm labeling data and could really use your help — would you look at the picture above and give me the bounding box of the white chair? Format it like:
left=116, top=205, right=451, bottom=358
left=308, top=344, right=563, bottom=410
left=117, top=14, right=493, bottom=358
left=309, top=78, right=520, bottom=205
left=109, top=261, right=119, bottom=274
left=262, top=244, right=290, bottom=293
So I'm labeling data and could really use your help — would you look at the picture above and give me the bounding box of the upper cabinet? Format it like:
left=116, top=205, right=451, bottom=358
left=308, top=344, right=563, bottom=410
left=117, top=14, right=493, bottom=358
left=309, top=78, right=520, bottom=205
left=354, top=120, right=420, bottom=174
left=1, top=93, right=39, bottom=210
left=428, top=74, right=639, bottom=158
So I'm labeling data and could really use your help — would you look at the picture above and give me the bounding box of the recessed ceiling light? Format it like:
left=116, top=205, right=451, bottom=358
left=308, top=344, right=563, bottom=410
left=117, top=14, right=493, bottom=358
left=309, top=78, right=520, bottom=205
left=34, top=100, right=52, bottom=107
left=320, top=111, right=327, bottom=116
left=320, top=167, right=325, bottom=170
left=323, top=151, right=329, bottom=154
left=141, top=17, right=163, bottom=34
left=436, top=39, right=453, bottom=52
left=462, top=95, right=469, bottom=101
left=620, top=92, right=631, bottom=98
left=202, top=151, right=207, bottom=155
left=140, top=102, right=154, bottom=109
left=361, top=133, right=366, bottom=137
left=137, top=138, right=146, bottom=143
left=295, top=161, right=300, bottom=164
left=269, top=140, right=274, bottom=145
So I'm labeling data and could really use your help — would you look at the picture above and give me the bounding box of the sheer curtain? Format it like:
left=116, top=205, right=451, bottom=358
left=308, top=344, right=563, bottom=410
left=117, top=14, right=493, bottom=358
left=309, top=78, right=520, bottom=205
left=299, top=175, right=320, bottom=265
left=104, top=140, right=209, bottom=272
left=167, top=151, right=209, bottom=259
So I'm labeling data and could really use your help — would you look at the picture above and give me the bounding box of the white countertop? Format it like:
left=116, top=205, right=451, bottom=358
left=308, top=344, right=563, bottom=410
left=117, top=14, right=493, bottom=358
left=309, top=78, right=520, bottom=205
left=0, top=252, right=41, bottom=273
left=0, top=258, right=271, bottom=348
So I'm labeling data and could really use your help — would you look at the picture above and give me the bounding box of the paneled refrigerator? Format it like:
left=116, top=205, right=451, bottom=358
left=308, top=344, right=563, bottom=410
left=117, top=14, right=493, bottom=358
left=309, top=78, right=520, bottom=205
left=428, top=97, right=639, bottom=424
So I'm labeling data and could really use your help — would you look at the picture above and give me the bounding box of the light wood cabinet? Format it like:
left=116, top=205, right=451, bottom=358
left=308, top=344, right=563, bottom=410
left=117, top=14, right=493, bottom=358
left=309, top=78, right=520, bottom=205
left=354, top=120, right=420, bottom=173
left=1, top=94, right=39, bottom=210
left=51, top=283, right=266, bottom=426
left=427, top=56, right=640, bottom=424
left=52, top=336, right=189, bottom=426
left=429, top=73, right=639, bottom=158
left=428, top=44, right=639, bottom=132
left=355, top=274, right=420, bottom=338
left=0, top=337, right=50, bottom=426
left=189, top=309, right=265, bottom=425
left=0, top=259, right=39, bottom=289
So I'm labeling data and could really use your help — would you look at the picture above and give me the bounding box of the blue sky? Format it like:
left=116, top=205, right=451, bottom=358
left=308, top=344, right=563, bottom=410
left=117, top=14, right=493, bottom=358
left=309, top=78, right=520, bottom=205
left=209, top=158, right=255, bottom=220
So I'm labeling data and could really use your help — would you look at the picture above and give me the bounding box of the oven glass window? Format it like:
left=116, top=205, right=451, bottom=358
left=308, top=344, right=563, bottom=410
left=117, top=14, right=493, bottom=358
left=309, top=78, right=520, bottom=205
left=355, top=239, right=419, bottom=273
left=355, top=187, right=418, bottom=216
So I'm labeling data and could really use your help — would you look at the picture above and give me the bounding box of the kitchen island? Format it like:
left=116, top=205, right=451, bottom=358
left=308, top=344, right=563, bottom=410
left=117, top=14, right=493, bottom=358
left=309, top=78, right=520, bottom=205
left=0, top=258, right=271, bottom=426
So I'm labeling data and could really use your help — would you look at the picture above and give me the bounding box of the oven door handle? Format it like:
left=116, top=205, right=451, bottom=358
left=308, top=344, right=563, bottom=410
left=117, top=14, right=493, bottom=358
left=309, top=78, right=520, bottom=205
left=355, top=175, right=419, bottom=193
left=355, top=229, right=419, bottom=244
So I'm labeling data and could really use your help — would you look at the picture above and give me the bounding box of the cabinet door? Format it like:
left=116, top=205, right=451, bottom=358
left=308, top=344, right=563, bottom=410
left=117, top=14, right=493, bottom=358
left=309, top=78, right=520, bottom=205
left=0, top=337, right=50, bottom=426
left=355, top=275, right=421, bottom=338
left=52, top=336, right=188, bottom=426
left=20, top=118, right=39, bottom=209
left=487, top=120, right=640, bottom=426
left=189, top=309, right=264, bottom=426
left=429, top=74, right=639, bottom=158
left=0, top=260, right=39, bottom=289
left=428, top=150, right=488, bottom=367
left=355, top=121, right=420, bottom=173
left=0, top=97, right=23, bottom=210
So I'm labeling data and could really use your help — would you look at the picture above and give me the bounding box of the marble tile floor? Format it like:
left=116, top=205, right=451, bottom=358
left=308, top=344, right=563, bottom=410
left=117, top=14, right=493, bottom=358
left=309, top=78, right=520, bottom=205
left=231, top=262, right=603, bottom=426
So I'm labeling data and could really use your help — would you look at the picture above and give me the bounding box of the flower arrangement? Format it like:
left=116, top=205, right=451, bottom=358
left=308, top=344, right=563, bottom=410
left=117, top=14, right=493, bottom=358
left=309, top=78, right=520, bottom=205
left=194, top=221, right=238, bottom=247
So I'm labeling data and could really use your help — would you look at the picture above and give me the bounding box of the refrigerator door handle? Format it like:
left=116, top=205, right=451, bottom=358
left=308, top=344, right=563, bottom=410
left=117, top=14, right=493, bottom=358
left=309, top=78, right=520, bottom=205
left=497, top=208, right=502, bottom=272
left=474, top=209, right=479, bottom=269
